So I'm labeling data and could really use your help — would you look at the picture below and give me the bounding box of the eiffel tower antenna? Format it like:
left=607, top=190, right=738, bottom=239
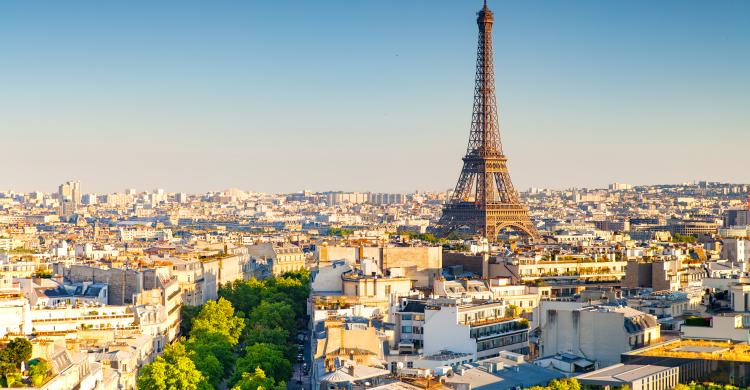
left=437, top=2, right=538, bottom=241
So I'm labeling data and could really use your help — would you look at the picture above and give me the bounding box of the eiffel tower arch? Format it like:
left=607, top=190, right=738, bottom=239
left=437, top=1, right=538, bottom=242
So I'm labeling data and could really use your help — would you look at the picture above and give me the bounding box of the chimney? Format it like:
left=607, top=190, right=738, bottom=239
left=348, top=364, right=355, bottom=376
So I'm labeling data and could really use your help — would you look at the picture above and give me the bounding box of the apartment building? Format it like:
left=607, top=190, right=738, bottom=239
left=247, top=243, right=305, bottom=275
left=495, top=254, right=626, bottom=283
left=623, top=259, right=705, bottom=291
left=538, top=301, right=661, bottom=367
left=394, top=298, right=530, bottom=360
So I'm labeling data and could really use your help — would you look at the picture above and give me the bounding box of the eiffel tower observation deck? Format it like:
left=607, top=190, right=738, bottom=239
left=438, top=1, right=539, bottom=241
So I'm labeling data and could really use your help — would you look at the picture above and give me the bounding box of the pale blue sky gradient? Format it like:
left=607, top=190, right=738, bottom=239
left=1, top=1, right=748, bottom=194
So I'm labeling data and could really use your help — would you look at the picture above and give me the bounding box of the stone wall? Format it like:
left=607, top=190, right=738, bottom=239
left=65, top=265, right=144, bottom=305
left=443, top=252, right=484, bottom=276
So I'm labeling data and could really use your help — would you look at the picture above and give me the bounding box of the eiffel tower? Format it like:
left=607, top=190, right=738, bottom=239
left=438, top=1, right=538, bottom=241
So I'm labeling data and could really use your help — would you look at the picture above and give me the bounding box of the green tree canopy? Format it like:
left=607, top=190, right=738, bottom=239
left=220, top=278, right=265, bottom=315
left=0, top=361, right=18, bottom=387
left=180, top=305, right=203, bottom=336
left=243, top=323, right=290, bottom=349
left=527, top=378, right=581, bottom=390
left=1, top=338, right=32, bottom=367
left=232, top=343, right=291, bottom=386
left=248, top=301, right=296, bottom=337
left=231, top=367, right=285, bottom=390
left=137, top=343, right=207, bottom=390
left=29, top=360, right=50, bottom=387
left=191, top=298, right=245, bottom=346
left=187, top=331, right=236, bottom=387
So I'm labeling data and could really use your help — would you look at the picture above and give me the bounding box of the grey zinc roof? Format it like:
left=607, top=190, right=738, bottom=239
left=577, top=363, right=672, bottom=385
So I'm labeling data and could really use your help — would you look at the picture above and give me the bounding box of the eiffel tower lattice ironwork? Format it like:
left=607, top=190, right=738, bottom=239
left=438, top=1, right=538, bottom=241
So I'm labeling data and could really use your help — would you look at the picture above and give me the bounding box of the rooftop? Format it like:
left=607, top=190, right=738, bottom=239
left=577, top=363, right=674, bottom=384
left=444, top=357, right=563, bottom=390
left=630, top=339, right=750, bottom=362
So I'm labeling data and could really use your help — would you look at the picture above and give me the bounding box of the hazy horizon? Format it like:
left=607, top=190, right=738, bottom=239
left=3, top=179, right=748, bottom=197
left=2, top=0, right=748, bottom=194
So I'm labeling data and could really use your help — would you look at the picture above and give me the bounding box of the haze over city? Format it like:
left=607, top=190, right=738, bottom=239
left=4, top=2, right=750, bottom=390
left=2, top=0, right=748, bottom=194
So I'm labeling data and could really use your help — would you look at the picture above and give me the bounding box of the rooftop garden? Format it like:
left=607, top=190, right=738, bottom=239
left=0, top=338, right=51, bottom=387
left=639, top=340, right=750, bottom=362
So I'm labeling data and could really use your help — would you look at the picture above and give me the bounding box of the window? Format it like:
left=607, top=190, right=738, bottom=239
left=402, top=326, right=413, bottom=333
left=402, top=314, right=412, bottom=321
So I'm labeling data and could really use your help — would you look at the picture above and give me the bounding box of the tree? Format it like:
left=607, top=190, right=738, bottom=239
left=529, top=379, right=581, bottom=390
left=191, top=298, right=245, bottom=346
left=1, top=338, right=32, bottom=367
left=232, top=367, right=285, bottom=390
left=0, top=361, right=18, bottom=387
left=137, top=343, right=207, bottom=390
left=187, top=331, right=236, bottom=387
left=549, top=378, right=581, bottom=390
left=243, top=323, right=290, bottom=348
left=191, top=352, right=223, bottom=389
left=220, top=279, right=265, bottom=317
left=180, top=305, right=203, bottom=336
left=29, top=360, right=50, bottom=387
left=232, top=343, right=291, bottom=386
left=247, top=301, right=296, bottom=339
left=266, top=276, right=310, bottom=317
left=504, top=304, right=521, bottom=318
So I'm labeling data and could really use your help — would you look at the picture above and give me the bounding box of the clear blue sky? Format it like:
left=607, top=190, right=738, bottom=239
left=1, top=0, right=748, bottom=194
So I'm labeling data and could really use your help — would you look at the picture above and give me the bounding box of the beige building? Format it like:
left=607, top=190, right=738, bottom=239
left=624, top=259, right=705, bottom=291
left=681, top=314, right=750, bottom=343
left=494, top=255, right=627, bottom=283
left=576, top=363, right=679, bottom=390
left=247, top=243, right=305, bottom=276
left=539, top=301, right=661, bottom=367
left=317, top=245, right=441, bottom=288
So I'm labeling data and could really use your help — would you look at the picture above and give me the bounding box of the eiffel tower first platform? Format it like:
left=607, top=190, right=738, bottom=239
left=438, top=1, right=539, bottom=241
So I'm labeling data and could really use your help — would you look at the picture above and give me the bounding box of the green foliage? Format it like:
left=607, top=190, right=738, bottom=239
left=29, top=359, right=50, bottom=387
left=231, top=367, right=285, bottom=390
left=33, top=268, right=53, bottom=278
left=249, top=301, right=296, bottom=337
left=137, top=343, right=207, bottom=390
left=0, top=338, right=32, bottom=367
left=190, top=298, right=245, bottom=346
left=505, top=304, right=521, bottom=318
left=684, top=316, right=711, bottom=327
left=232, top=344, right=292, bottom=386
left=220, top=272, right=310, bottom=328
left=243, top=323, right=290, bottom=349
left=526, top=378, right=580, bottom=390
left=673, top=233, right=697, bottom=243
left=177, top=269, right=311, bottom=389
left=180, top=305, right=203, bottom=336
left=326, top=227, right=353, bottom=237
left=0, top=361, right=18, bottom=387
left=678, top=382, right=742, bottom=390
left=187, top=332, right=236, bottom=388
left=220, top=278, right=265, bottom=315
left=398, top=231, right=442, bottom=244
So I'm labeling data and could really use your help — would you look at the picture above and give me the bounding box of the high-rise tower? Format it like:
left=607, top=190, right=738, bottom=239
left=438, top=2, right=538, bottom=241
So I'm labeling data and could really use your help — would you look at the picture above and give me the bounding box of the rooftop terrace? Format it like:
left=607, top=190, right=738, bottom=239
left=631, top=339, right=750, bottom=362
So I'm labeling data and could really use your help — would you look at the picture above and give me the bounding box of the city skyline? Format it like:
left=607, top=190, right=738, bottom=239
left=2, top=0, right=748, bottom=194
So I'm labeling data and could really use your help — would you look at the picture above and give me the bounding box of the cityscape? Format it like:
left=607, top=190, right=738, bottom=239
left=1, top=2, right=749, bottom=390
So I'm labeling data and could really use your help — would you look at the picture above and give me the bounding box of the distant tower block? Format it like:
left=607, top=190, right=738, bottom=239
left=438, top=2, right=538, bottom=241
